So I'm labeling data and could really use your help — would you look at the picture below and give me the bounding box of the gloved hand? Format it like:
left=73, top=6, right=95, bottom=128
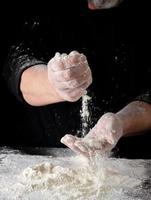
left=47, top=51, right=92, bottom=102
left=88, top=0, right=122, bottom=9
left=61, top=112, right=123, bottom=157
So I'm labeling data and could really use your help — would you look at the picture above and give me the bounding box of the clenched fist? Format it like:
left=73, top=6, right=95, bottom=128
left=47, top=51, right=92, bottom=102
left=88, top=0, right=122, bottom=9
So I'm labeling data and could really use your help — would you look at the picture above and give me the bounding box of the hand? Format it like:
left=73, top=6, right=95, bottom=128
left=61, top=113, right=123, bottom=157
left=88, top=0, right=122, bottom=9
left=47, top=51, right=92, bottom=102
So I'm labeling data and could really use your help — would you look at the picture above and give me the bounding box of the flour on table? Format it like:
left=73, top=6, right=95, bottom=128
left=21, top=155, right=141, bottom=200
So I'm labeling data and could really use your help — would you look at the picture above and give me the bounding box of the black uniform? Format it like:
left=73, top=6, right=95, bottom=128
left=1, top=0, right=151, bottom=158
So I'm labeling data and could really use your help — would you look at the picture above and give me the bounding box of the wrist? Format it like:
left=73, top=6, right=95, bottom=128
left=101, top=112, right=124, bottom=138
left=47, top=67, right=65, bottom=103
left=113, top=113, right=124, bottom=138
left=115, top=111, right=135, bottom=136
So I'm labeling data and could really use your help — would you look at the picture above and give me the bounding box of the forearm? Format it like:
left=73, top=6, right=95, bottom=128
left=116, top=101, right=151, bottom=136
left=20, top=64, right=64, bottom=106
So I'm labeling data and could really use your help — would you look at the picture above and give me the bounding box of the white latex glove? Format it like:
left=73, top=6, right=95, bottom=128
left=47, top=51, right=92, bottom=102
left=61, top=112, right=123, bottom=157
left=88, top=0, right=122, bottom=9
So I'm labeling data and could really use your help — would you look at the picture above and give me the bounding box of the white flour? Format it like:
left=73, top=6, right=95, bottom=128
left=21, top=155, right=141, bottom=200
left=80, top=94, right=91, bottom=137
left=0, top=148, right=151, bottom=200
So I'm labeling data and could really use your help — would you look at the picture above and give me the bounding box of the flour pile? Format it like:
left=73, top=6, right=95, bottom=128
left=21, top=155, right=141, bottom=200
left=0, top=148, right=151, bottom=200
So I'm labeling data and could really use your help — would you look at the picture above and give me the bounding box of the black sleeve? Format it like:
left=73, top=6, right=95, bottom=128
left=2, top=16, right=50, bottom=102
left=134, top=91, right=151, bottom=105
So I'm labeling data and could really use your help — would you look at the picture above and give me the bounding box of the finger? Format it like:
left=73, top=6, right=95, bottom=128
left=68, top=54, right=88, bottom=66
left=61, top=53, right=68, bottom=58
left=54, top=52, right=61, bottom=58
left=52, top=63, right=89, bottom=82
left=60, top=74, right=91, bottom=91
left=102, top=130, right=116, bottom=145
left=59, top=88, right=87, bottom=102
left=107, top=135, right=115, bottom=145
left=60, top=135, right=88, bottom=156
left=68, top=52, right=84, bottom=65
left=48, top=57, right=65, bottom=72
left=54, top=71, right=91, bottom=90
left=50, top=52, right=71, bottom=71
left=55, top=79, right=83, bottom=89
left=80, top=53, right=88, bottom=63
left=64, top=56, right=88, bottom=70
left=66, top=62, right=90, bottom=80
left=61, top=134, right=77, bottom=145
left=69, top=51, right=80, bottom=56
left=80, top=74, right=92, bottom=90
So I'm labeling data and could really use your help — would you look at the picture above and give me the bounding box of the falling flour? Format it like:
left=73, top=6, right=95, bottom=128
left=80, top=94, right=91, bottom=137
